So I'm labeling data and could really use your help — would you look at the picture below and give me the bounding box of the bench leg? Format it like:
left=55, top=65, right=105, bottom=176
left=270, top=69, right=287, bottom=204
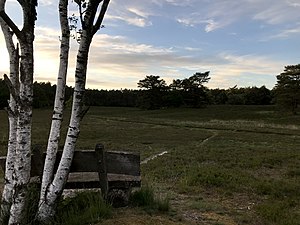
left=107, top=188, right=131, bottom=207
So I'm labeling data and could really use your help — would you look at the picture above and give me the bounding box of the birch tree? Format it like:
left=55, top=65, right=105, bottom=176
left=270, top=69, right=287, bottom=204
left=1, top=0, right=110, bottom=223
left=0, top=0, right=37, bottom=224
left=38, top=0, right=70, bottom=217
left=37, top=0, right=110, bottom=222
left=0, top=16, right=19, bottom=219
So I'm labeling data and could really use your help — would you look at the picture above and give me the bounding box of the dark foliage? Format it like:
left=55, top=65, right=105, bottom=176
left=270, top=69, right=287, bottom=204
left=0, top=73, right=274, bottom=111
left=0, top=79, right=9, bottom=109
left=137, top=75, right=168, bottom=109
left=275, top=64, right=300, bottom=114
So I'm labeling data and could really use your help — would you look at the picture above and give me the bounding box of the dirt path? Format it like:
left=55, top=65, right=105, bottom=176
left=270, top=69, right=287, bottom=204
left=140, top=151, right=168, bottom=165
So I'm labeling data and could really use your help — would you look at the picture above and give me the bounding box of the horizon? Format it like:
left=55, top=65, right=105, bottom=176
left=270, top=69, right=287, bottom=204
left=0, top=0, right=299, bottom=90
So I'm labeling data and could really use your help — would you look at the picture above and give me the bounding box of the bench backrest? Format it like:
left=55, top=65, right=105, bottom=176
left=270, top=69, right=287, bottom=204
left=0, top=144, right=140, bottom=193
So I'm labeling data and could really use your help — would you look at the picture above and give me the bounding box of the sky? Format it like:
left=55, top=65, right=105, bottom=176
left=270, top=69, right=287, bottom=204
left=0, top=0, right=300, bottom=90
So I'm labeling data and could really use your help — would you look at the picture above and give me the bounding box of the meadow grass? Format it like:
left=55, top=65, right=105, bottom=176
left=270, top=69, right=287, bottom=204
left=129, top=185, right=170, bottom=213
left=0, top=105, right=300, bottom=224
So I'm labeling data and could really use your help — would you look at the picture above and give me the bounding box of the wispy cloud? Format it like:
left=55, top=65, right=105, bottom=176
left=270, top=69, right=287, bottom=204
left=266, top=26, right=300, bottom=40
left=206, top=52, right=286, bottom=88
left=177, top=17, right=228, bottom=32
left=106, top=1, right=154, bottom=27
left=252, top=2, right=299, bottom=25
left=173, top=0, right=300, bottom=33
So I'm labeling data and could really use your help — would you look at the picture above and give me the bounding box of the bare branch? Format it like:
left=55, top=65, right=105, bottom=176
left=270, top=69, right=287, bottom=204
left=78, top=3, right=85, bottom=29
left=3, top=74, right=20, bottom=104
left=78, top=106, right=90, bottom=121
left=0, top=11, right=22, bottom=39
left=92, top=0, right=110, bottom=35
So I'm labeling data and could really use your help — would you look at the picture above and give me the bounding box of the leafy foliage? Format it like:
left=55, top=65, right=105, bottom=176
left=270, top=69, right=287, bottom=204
left=137, top=75, right=168, bottom=109
left=275, top=64, right=300, bottom=114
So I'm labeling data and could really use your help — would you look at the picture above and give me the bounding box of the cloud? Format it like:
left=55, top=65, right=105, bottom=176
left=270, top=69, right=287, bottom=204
left=206, top=53, right=286, bottom=88
left=177, top=18, right=227, bottom=32
left=174, top=0, right=300, bottom=33
left=267, top=26, right=300, bottom=40
left=106, top=2, right=154, bottom=27
left=127, top=7, right=150, bottom=18
left=1, top=25, right=286, bottom=90
left=106, top=12, right=152, bottom=27
left=204, top=19, right=222, bottom=33
left=252, top=3, right=298, bottom=24
left=176, top=18, right=194, bottom=27
left=287, top=0, right=300, bottom=7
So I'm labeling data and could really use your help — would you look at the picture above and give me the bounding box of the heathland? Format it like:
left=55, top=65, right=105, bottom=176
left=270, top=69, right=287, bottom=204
left=1, top=105, right=300, bottom=225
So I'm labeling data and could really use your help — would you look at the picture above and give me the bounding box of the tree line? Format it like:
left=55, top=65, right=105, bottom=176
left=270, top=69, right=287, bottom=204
left=0, top=72, right=273, bottom=110
left=1, top=64, right=299, bottom=113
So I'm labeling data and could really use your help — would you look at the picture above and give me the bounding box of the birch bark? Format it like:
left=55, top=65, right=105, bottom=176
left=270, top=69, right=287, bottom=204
left=0, top=0, right=37, bottom=224
left=37, top=0, right=110, bottom=222
left=0, top=18, right=19, bottom=218
left=9, top=37, right=35, bottom=225
left=39, top=0, right=70, bottom=211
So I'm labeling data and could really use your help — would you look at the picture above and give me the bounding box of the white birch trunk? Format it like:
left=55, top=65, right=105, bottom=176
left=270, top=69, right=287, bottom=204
left=0, top=0, right=37, bottom=223
left=39, top=0, right=70, bottom=213
left=8, top=40, right=34, bottom=225
left=37, top=29, right=93, bottom=223
left=0, top=18, right=19, bottom=218
left=37, top=0, right=110, bottom=221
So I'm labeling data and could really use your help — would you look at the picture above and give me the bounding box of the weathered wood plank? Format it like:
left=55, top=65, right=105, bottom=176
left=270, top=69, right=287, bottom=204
left=65, top=172, right=140, bottom=189
left=105, top=151, right=140, bottom=176
left=65, top=181, right=101, bottom=189
left=95, top=144, right=108, bottom=198
left=0, top=150, right=140, bottom=175
left=0, top=145, right=141, bottom=193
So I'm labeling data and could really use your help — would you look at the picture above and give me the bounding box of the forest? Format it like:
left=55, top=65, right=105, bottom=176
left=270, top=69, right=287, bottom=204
left=0, top=73, right=274, bottom=110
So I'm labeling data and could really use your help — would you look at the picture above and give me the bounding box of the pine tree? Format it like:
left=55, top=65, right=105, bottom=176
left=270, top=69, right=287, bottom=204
left=275, top=64, right=300, bottom=114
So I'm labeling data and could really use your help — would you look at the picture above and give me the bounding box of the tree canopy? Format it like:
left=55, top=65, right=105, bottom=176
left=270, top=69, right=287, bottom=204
left=275, top=64, right=300, bottom=114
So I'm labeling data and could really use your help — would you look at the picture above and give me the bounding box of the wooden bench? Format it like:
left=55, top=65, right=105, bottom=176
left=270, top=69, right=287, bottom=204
left=0, top=144, right=141, bottom=206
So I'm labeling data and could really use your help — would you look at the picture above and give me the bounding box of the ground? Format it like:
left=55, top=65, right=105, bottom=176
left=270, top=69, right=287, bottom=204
left=1, top=105, right=300, bottom=225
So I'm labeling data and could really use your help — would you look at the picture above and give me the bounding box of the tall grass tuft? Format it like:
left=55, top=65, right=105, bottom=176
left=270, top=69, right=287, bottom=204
left=129, top=186, right=170, bottom=213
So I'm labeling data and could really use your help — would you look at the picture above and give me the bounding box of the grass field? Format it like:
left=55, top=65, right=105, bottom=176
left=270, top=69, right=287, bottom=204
left=1, top=105, right=300, bottom=225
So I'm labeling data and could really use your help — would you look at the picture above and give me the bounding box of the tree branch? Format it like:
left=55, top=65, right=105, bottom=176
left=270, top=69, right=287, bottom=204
left=16, top=0, right=25, bottom=7
left=78, top=3, right=85, bottom=29
left=92, top=0, right=110, bottom=35
left=4, top=74, right=20, bottom=105
left=78, top=106, right=90, bottom=121
left=0, top=10, right=22, bottom=39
